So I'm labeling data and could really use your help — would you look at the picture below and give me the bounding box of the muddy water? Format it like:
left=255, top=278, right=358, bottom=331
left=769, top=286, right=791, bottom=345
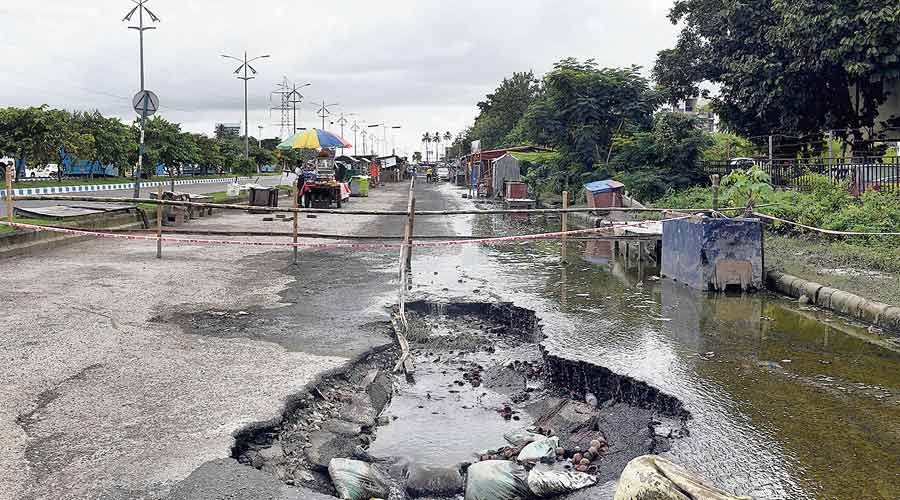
left=408, top=186, right=900, bottom=499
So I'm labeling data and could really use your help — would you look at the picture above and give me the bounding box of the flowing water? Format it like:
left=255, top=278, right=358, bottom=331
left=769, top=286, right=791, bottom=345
left=405, top=188, right=900, bottom=499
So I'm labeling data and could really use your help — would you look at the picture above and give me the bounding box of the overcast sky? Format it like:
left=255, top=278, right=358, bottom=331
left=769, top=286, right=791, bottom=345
left=1, top=0, right=679, bottom=156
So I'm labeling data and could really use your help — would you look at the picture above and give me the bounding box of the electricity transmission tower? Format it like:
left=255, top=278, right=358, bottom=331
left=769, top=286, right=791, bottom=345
left=271, top=78, right=292, bottom=138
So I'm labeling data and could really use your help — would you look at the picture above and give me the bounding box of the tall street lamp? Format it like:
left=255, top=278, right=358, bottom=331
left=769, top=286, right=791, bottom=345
left=316, top=100, right=339, bottom=131
left=222, top=51, right=270, bottom=159
left=123, top=0, right=160, bottom=198
left=336, top=112, right=357, bottom=156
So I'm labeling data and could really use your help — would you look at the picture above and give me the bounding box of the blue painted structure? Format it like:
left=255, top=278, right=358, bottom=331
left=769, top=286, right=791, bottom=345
left=661, top=217, right=764, bottom=292
left=584, top=179, right=625, bottom=193
left=60, top=148, right=120, bottom=177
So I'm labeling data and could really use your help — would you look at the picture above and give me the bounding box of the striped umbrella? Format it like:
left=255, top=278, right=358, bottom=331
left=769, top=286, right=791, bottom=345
left=277, top=128, right=352, bottom=150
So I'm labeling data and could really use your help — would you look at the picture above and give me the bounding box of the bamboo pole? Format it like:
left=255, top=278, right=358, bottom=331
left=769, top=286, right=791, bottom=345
left=405, top=178, right=417, bottom=271
left=4, top=164, right=13, bottom=224
left=292, top=182, right=299, bottom=265
left=10, top=194, right=775, bottom=216
left=156, top=184, right=163, bottom=259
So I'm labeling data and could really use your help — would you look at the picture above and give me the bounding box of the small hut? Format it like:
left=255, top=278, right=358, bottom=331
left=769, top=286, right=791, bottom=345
left=584, top=179, right=625, bottom=209
left=491, top=153, right=522, bottom=198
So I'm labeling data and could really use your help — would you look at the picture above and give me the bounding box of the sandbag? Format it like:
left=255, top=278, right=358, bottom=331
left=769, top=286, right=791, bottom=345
left=615, top=455, right=752, bottom=500
left=465, top=460, right=530, bottom=500
left=503, top=429, right=547, bottom=448
left=328, top=458, right=391, bottom=500
left=406, top=463, right=466, bottom=497
left=517, top=436, right=559, bottom=464
left=527, top=465, right=598, bottom=497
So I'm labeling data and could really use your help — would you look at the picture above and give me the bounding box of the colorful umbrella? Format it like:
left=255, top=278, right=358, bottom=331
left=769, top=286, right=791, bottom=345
left=277, top=128, right=352, bottom=150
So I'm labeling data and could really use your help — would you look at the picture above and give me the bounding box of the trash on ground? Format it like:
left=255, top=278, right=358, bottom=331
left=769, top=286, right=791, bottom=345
left=328, top=458, right=391, bottom=500
left=465, top=460, right=531, bottom=500
left=516, top=436, right=559, bottom=464
left=527, top=464, right=598, bottom=497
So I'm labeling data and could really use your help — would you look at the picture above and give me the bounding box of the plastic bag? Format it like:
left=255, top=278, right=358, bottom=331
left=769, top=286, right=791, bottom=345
left=465, top=460, right=531, bottom=500
left=615, top=455, right=752, bottom=500
left=527, top=465, right=598, bottom=497
left=516, top=436, right=559, bottom=464
left=328, top=458, right=391, bottom=500
left=503, top=429, right=547, bottom=448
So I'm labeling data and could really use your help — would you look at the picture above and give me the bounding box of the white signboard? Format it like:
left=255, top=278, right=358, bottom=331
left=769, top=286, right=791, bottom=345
left=471, top=140, right=481, bottom=154
left=382, top=157, right=397, bottom=168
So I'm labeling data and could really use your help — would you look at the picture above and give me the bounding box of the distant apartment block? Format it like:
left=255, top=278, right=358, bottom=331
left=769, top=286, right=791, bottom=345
left=215, top=123, right=242, bottom=138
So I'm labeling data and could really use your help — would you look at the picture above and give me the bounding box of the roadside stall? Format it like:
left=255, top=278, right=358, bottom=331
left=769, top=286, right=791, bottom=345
left=277, top=128, right=353, bottom=208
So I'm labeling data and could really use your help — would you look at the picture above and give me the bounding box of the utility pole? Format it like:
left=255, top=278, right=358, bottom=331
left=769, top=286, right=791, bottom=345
left=123, top=0, right=160, bottom=198
left=336, top=113, right=356, bottom=156
left=258, top=125, right=264, bottom=147
left=768, top=135, right=774, bottom=167
left=368, top=123, right=401, bottom=157
left=361, top=129, right=368, bottom=155
left=222, top=51, right=270, bottom=159
left=286, top=81, right=311, bottom=134
left=351, top=120, right=362, bottom=155
left=316, top=100, right=339, bottom=131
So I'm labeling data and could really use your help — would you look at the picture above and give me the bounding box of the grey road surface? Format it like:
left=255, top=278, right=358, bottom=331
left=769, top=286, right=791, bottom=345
left=1, top=175, right=282, bottom=218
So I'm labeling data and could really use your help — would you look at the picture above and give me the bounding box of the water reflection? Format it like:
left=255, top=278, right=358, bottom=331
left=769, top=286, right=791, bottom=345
left=411, top=202, right=900, bottom=499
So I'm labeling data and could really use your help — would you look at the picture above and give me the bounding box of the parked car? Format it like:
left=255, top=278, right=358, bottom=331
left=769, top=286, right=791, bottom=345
left=436, top=167, right=450, bottom=181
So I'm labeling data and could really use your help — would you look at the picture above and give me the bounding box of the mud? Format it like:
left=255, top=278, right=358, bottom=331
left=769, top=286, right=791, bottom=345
left=233, top=299, right=690, bottom=498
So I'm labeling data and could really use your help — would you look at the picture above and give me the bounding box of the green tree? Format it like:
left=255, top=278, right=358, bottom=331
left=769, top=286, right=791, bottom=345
left=703, top=132, right=758, bottom=161
left=612, top=112, right=713, bottom=202
left=518, top=59, right=656, bottom=175
left=412, top=151, right=422, bottom=163
left=469, top=71, right=540, bottom=149
left=658, top=0, right=900, bottom=152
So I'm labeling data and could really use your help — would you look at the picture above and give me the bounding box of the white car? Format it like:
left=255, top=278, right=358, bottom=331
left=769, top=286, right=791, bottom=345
left=436, top=167, right=450, bottom=181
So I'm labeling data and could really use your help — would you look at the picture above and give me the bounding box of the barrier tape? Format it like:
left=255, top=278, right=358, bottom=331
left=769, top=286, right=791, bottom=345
left=753, top=212, right=900, bottom=236
left=0, top=220, right=665, bottom=251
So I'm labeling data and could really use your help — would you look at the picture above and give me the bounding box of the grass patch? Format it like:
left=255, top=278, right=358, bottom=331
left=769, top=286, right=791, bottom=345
left=0, top=217, right=67, bottom=233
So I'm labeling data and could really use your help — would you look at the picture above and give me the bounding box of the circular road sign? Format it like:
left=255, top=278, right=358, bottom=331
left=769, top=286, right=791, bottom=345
left=133, top=90, right=160, bottom=117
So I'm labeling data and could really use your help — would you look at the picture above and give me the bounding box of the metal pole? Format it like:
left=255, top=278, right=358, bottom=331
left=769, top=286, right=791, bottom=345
left=244, top=52, right=250, bottom=159
left=292, top=181, right=299, bottom=265
left=4, top=164, right=13, bottom=224
left=134, top=6, right=146, bottom=198
left=156, top=183, right=163, bottom=258
left=768, top=135, right=773, bottom=166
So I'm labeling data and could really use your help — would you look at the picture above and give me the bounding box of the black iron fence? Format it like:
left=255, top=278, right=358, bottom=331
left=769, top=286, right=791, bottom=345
left=701, top=156, right=900, bottom=195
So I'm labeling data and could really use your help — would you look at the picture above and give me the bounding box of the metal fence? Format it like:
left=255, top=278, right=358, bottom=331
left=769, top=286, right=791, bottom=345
left=701, top=156, right=900, bottom=195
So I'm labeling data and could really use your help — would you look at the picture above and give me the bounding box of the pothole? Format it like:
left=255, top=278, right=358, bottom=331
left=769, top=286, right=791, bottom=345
left=232, top=300, right=691, bottom=499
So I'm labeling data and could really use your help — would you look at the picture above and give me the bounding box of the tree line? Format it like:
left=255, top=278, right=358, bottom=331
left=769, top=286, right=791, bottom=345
left=0, top=106, right=278, bottom=181
left=449, top=1, right=899, bottom=202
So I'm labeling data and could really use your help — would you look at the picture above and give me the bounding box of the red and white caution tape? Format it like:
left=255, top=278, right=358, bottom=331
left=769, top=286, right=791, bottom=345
left=0, top=220, right=664, bottom=251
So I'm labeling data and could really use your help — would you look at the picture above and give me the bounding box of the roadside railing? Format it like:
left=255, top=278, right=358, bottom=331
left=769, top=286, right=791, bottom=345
left=701, top=156, right=900, bottom=195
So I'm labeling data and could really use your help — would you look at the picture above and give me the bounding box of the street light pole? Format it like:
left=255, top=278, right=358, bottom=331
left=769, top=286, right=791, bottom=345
left=316, top=100, right=339, bottom=131
left=222, top=51, right=270, bottom=159
left=123, top=0, right=159, bottom=198
left=286, top=82, right=311, bottom=134
left=361, top=129, right=368, bottom=155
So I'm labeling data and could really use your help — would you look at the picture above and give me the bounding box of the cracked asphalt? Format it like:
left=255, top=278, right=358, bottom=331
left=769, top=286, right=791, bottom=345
left=0, top=179, right=453, bottom=500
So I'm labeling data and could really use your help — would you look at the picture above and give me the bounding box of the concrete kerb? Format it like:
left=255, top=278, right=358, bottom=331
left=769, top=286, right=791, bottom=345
left=766, top=270, right=900, bottom=333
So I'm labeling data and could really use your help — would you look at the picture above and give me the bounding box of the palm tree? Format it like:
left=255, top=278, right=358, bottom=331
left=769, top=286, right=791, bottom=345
left=443, top=131, right=453, bottom=159
left=422, top=132, right=432, bottom=162
left=433, top=131, right=442, bottom=161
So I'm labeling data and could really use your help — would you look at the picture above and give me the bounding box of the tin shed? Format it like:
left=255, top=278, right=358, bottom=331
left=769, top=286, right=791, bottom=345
left=584, top=179, right=625, bottom=209
left=491, top=154, right=522, bottom=197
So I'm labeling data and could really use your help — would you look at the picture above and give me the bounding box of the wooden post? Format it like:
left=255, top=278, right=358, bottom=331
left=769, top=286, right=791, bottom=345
left=292, top=182, right=299, bottom=265
left=4, top=164, right=13, bottom=225
left=710, top=174, right=720, bottom=211
left=403, top=176, right=416, bottom=272
left=156, top=184, right=163, bottom=259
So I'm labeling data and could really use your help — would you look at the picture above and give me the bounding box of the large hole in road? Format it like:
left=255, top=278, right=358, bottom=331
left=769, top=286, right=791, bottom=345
left=232, top=300, right=691, bottom=498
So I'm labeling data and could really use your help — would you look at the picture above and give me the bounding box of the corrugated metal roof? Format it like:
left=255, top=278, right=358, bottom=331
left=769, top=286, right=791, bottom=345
left=584, top=179, right=625, bottom=193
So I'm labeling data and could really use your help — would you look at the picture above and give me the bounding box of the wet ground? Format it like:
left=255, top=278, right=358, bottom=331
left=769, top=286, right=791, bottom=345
left=413, top=191, right=900, bottom=500
left=4, top=178, right=899, bottom=499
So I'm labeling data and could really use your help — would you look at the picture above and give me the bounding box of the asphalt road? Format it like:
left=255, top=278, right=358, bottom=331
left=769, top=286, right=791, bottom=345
left=1, top=175, right=283, bottom=218
left=0, top=178, right=455, bottom=500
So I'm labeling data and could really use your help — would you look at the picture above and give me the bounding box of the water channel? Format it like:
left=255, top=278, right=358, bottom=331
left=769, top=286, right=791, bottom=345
left=400, top=185, right=900, bottom=499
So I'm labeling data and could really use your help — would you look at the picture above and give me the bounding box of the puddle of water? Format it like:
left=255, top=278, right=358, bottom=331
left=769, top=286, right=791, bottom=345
left=367, top=356, right=521, bottom=465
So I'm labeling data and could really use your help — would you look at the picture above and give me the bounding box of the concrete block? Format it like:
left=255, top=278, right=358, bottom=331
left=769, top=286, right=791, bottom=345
left=661, top=217, right=764, bottom=292
left=800, top=281, right=824, bottom=302
left=816, top=287, right=838, bottom=309
left=858, top=301, right=891, bottom=325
